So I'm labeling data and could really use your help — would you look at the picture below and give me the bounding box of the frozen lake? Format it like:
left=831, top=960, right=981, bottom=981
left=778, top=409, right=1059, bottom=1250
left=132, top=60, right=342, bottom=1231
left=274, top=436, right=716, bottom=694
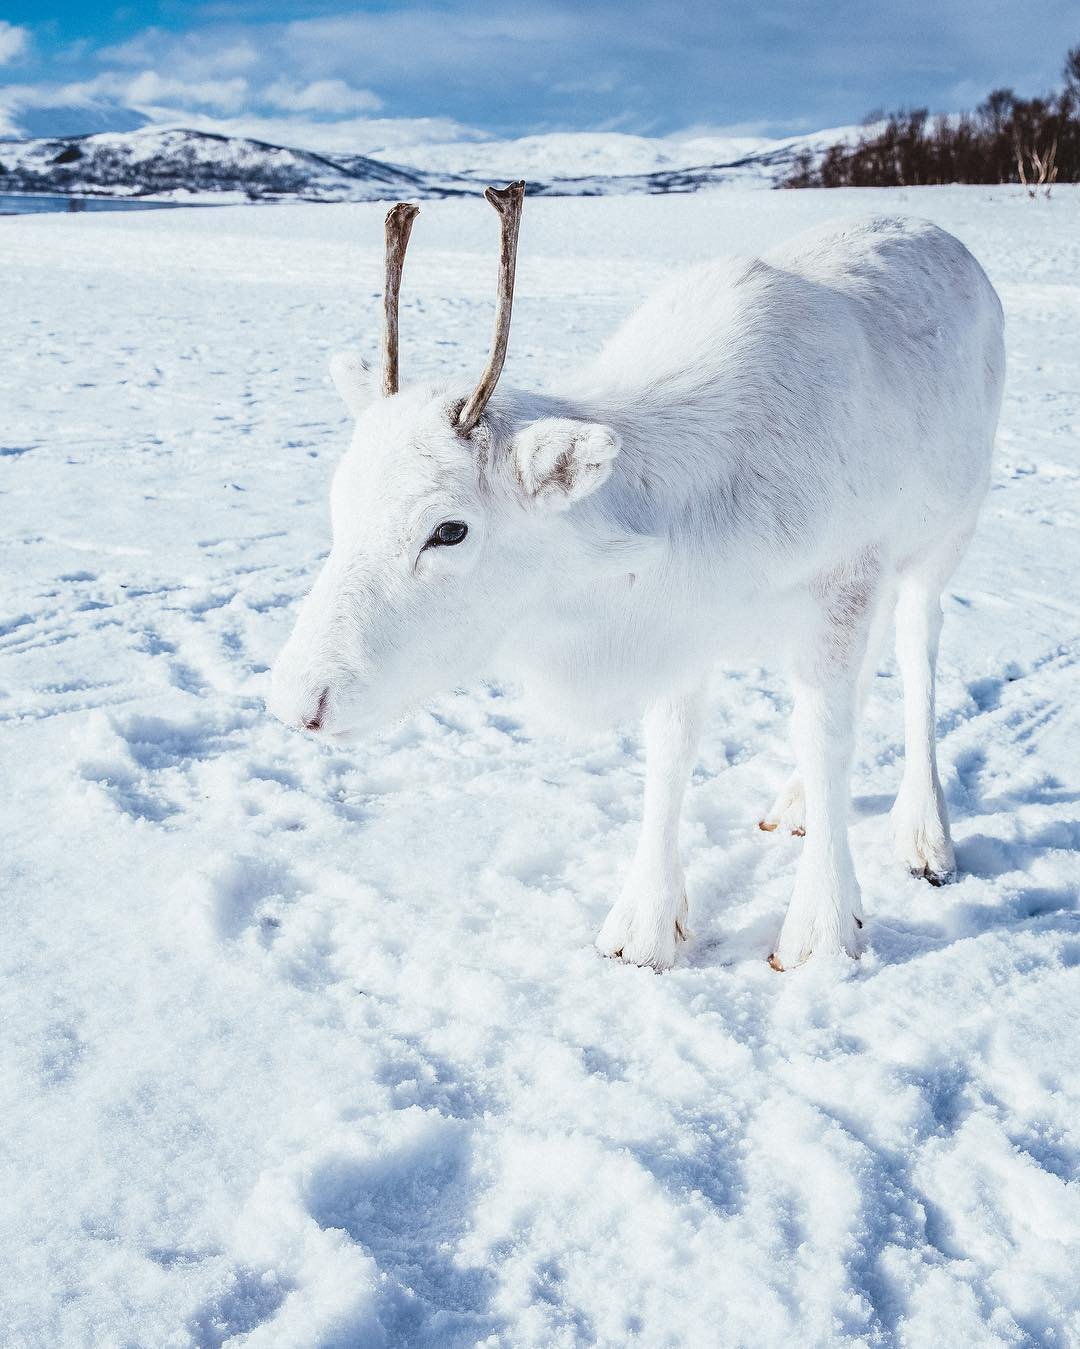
left=0, top=191, right=184, bottom=214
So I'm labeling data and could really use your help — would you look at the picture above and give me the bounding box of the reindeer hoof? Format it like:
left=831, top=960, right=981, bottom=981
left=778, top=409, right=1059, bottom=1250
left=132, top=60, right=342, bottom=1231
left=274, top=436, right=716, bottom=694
left=596, top=895, right=686, bottom=972
left=767, top=952, right=785, bottom=972
left=910, top=865, right=955, bottom=887
left=761, top=774, right=806, bottom=837
left=758, top=820, right=805, bottom=837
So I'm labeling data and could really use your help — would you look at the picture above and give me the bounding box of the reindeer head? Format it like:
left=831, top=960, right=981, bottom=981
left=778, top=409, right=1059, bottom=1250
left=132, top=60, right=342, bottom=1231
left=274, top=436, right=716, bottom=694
left=268, top=184, right=626, bottom=740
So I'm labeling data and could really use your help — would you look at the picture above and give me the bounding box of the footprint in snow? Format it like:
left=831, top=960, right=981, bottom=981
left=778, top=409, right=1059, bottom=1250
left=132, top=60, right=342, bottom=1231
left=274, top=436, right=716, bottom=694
left=203, top=853, right=302, bottom=942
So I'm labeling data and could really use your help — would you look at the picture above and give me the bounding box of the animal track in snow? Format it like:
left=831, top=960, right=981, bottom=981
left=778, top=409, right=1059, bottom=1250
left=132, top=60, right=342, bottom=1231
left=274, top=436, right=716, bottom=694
left=184, top=1265, right=295, bottom=1348
left=303, top=1118, right=499, bottom=1341
left=204, top=853, right=303, bottom=941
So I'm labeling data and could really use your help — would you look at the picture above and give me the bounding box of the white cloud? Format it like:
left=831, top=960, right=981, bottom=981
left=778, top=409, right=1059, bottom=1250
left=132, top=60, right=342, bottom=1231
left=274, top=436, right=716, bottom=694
left=75, top=7, right=613, bottom=101
left=261, top=79, right=382, bottom=116
left=0, top=20, right=30, bottom=65
left=205, top=41, right=261, bottom=75
left=127, top=109, right=483, bottom=156
left=98, top=29, right=261, bottom=77
left=1, top=71, right=382, bottom=125
left=0, top=70, right=252, bottom=135
left=121, top=70, right=249, bottom=112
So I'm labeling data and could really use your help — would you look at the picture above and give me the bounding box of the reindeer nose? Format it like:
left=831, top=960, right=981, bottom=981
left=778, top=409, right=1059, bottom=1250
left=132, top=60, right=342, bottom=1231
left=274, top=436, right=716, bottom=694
left=267, top=673, right=334, bottom=735
left=302, top=687, right=330, bottom=733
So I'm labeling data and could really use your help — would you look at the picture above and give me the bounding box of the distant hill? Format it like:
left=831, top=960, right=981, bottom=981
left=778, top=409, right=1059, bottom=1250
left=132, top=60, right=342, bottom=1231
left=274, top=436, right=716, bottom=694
left=0, top=127, right=431, bottom=202
left=0, top=124, right=858, bottom=203
left=380, top=126, right=859, bottom=183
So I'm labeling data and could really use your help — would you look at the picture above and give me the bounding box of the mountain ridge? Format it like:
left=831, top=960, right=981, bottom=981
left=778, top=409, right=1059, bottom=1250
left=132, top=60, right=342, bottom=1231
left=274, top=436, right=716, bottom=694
left=0, top=123, right=855, bottom=202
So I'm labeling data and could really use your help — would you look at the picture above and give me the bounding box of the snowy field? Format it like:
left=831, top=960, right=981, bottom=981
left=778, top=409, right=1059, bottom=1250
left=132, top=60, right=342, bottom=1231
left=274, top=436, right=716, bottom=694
left=2, top=185, right=1079, bottom=1347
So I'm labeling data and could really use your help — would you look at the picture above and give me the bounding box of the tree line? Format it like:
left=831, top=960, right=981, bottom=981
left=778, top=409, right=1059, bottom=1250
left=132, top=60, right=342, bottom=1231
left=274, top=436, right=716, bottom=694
left=785, top=44, right=1080, bottom=192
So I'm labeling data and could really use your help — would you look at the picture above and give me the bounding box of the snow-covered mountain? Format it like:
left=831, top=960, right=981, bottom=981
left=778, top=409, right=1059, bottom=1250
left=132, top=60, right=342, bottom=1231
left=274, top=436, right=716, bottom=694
left=379, top=125, right=864, bottom=181
left=0, top=123, right=859, bottom=203
left=0, top=127, right=430, bottom=203
left=381, top=130, right=774, bottom=179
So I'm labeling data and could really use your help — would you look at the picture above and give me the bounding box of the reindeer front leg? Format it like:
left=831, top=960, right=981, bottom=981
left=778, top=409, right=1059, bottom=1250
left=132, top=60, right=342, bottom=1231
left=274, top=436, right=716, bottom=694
left=596, top=684, right=705, bottom=971
left=771, top=570, right=879, bottom=969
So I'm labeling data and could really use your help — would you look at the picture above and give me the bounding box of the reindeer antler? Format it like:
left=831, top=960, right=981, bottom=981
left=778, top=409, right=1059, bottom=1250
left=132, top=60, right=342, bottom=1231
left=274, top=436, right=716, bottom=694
left=457, top=181, right=525, bottom=435
left=381, top=201, right=420, bottom=397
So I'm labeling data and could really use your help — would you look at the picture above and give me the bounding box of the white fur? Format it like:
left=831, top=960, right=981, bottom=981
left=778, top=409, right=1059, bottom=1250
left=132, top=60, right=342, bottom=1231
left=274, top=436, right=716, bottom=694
left=269, top=215, right=1005, bottom=971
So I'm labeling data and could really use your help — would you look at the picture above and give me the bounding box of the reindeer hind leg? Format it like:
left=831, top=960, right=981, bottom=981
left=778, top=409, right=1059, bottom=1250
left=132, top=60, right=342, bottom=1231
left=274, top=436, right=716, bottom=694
left=891, top=534, right=971, bottom=885
left=760, top=580, right=895, bottom=839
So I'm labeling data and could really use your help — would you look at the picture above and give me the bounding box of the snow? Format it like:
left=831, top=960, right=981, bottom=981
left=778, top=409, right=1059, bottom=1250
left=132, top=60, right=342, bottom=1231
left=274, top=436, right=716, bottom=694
left=2, top=185, right=1079, bottom=1346
left=1, top=128, right=423, bottom=205
left=381, top=130, right=774, bottom=179
left=0, top=104, right=855, bottom=179
left=377, top=125, right=865, bottom=182
left=1, top=122, right=867, bottom=205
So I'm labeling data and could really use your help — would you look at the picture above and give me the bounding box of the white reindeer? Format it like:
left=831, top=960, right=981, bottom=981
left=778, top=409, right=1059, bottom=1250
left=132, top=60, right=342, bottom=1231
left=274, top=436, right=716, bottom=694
left=270, top=184, right=1004, bottom=971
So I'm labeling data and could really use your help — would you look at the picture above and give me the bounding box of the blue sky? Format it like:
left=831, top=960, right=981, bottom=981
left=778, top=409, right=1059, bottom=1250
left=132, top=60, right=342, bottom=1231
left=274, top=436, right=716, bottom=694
left=1, top=1, right=1078, bottom=145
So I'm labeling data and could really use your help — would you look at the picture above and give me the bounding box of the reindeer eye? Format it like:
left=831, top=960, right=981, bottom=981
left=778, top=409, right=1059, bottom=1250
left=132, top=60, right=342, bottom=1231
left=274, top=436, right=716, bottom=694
left=426, top=520, right=469, bottom=549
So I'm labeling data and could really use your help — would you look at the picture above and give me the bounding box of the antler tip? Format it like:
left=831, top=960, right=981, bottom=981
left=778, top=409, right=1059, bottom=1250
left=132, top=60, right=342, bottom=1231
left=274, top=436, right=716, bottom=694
left=385, top=201, right=420, bottom=227
left=484, top=180, right=526, bottom=210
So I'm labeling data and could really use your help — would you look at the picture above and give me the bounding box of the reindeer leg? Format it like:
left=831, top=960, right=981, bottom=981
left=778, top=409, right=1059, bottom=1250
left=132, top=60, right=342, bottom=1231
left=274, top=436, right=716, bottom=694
left=596, top=683, right=705, bottom=972
left=759, top=582, right=894, bottom=839
left=891, top=539, right=967, bottom=885
left=771, top=558, right=881, bottom=969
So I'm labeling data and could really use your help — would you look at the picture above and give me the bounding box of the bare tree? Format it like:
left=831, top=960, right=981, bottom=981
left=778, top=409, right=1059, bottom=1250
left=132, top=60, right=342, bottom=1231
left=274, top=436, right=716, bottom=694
left=783, top=43, right=1079, bottom=192
left=1015, top=134, right=1059, bottom=197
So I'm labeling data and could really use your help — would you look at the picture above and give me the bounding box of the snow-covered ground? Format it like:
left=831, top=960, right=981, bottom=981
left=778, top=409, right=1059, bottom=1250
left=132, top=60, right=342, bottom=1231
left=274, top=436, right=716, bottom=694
left=2, top=186, right=1079, bottom=1347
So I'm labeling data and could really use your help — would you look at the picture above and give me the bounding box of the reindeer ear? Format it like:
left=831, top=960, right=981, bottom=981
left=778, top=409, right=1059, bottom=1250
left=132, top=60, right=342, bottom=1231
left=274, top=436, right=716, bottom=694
left=511, top=418, right=620, bottom=511
left=329, top=351, right=378, bottom=416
